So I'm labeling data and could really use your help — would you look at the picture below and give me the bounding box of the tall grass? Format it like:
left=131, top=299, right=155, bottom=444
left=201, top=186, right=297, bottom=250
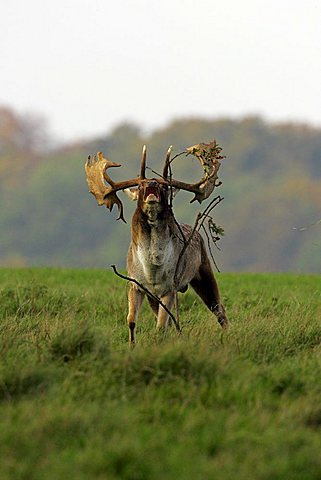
left=0, top=268, right=320, bottom=479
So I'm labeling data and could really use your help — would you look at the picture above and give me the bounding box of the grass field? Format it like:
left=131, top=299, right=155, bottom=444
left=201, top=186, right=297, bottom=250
left=0, top=268, right=320, bottom=480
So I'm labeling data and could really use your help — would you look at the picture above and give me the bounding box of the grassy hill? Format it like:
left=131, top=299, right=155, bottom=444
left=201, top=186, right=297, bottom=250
left=0, top=268, right=320, bottom=479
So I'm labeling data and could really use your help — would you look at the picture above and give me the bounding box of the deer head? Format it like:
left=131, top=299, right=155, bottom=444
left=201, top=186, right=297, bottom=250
left=85, top=141, right=224, bottom=222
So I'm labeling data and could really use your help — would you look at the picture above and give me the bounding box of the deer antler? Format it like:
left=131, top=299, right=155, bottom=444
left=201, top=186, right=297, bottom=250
left=85, top=151, right=141, bottom=222
left=140, top=145, right=147, bottom=179
left=85, top=143, right=224, bottom=221
left=164, top=141, right=225, bottom=203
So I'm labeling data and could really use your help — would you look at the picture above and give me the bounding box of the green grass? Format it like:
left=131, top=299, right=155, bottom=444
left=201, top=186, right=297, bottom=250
left=0, top=268, right=320, bottom=480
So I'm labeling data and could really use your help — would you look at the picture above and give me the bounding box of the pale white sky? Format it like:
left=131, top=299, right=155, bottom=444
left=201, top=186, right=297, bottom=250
left=1, top=0, right=320, bottom=142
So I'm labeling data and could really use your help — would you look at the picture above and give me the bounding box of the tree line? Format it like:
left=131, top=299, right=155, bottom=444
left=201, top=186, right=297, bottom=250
left=0, top=106, right=320, bottom=272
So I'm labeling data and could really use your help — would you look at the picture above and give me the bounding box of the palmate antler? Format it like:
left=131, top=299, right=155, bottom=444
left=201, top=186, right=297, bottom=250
left=163, top=141, right=225, bottom=203
left=85, top=151, right=144, bottom=222
left=85, top=141, right=225, bottom=221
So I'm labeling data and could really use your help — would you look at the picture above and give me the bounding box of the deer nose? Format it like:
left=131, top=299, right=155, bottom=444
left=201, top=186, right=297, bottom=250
left=148, top=181, right=158, bottom=187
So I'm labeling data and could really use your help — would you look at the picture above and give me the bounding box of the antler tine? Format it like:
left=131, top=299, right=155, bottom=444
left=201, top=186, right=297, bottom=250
left=85, top=151, right=141, bottom=223
left=163, top=145, right=173, bottom=180
left=140, top=145, right=147, bottom=179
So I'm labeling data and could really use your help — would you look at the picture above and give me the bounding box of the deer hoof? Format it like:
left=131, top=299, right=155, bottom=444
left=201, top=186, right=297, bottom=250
left=219, top=317, right=229, bottom=329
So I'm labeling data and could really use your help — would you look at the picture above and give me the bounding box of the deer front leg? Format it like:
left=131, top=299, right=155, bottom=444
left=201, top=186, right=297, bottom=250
left=127, top=286, right=144, bottom=345
left=156, top=291, right=175, bottom=329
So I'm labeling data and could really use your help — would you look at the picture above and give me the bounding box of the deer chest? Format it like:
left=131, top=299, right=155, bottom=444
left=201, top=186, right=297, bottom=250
left=132, top=234, right=176, bottom=296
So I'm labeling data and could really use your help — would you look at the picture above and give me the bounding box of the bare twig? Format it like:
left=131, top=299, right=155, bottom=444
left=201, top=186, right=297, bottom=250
left=168, top=154, right=174, bottom=210
left=167, top=157, right=224, bottom=289
left=145, top=150, right=186, bottom=181
left=293, top=219, right=321, bottom=231
left=168, top=151, right=187, bottom=165
left=173, top=211, right=203, bottom=289
left=168, top=159, right=187, bottom=244
left=110, top=265, right=181, bottom=334
left=174, top=292, right=180, bottom=330
left=196, top=196, right=224, bottom=233
left=201, top=224, right=221, bottom=272
left=145, top=166, right=163, bottom=178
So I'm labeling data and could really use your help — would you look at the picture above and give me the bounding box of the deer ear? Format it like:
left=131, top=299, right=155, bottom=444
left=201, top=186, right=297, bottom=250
left=123, top=187, right=139, bottom=201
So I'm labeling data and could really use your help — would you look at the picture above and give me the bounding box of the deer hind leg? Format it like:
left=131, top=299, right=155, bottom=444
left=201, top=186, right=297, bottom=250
left=127, top=286, right=145, bottom=345
left=147, top=296, right=159, bottom=318
left=190, top=263, right=229, bottom=329
left=156, top=292, right=175, bottom=329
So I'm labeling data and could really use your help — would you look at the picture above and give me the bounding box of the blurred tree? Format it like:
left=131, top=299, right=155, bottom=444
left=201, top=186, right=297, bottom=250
left=1, top=107, right=320, bottom=271
left=0, top=106, right=49, bottom=191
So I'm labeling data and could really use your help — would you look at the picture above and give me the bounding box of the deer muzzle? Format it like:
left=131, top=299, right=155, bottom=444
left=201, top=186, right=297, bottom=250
left=144, top=182, right=161, bottom=203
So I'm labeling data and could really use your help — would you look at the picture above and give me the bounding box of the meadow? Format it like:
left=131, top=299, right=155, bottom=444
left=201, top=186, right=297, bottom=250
left=0, top=268, right=320, bottom=479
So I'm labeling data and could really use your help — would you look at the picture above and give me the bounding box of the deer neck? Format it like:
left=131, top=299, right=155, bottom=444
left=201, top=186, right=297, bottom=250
left=132, top=207, right=173, bottom=267
left=144, top=202, right=162, bottom=225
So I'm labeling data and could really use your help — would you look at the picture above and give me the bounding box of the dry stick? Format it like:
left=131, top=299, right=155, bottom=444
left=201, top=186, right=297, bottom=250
left=168, top=154, right=174, bottom=210
left=144, top=164, right=186, bottom=248
left=173, top=197, right=224, bottom=287
left=169, top=151, right=187, bottom=163
left=168, top=160, right=224, bottom=291
left=173, top=211, right=203, bottom=290
left=174, top=292, right=180, bottom=330
left=145, top=151, right=186, bottom=182
left=167, top=151, right=194, bottom=290
left=197, top=196, right=224, bottom=273
left=201, top=224, right=221, bottom=273
left=144, top=157, right=185, bottom=328
left=145, top=166, right=163, bottom=178
left=195, top=199, right=224, bottom=241
left=110, top=264, right=182, bottom=334
left=167, top=159, right=186, bottom=328
left=196, top=195, right=224, bottom=232
left=168, top=159, right=187, bottom=244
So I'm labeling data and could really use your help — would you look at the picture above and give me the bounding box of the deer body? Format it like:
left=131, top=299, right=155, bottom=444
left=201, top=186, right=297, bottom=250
left=125, top=179, right=228, bottom=343
left=128, top=218, right=199, bottom=298
left=85, top=143, right=229, bottom=345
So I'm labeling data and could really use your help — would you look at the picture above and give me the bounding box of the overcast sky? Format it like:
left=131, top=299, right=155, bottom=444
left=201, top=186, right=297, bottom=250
left=1, top=0, right=320, bottom=142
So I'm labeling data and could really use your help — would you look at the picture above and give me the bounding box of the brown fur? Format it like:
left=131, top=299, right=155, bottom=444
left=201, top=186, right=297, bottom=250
left=126, top=180, right=228, bottom=344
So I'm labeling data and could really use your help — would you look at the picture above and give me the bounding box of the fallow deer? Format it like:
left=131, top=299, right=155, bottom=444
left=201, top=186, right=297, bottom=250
left=85, top=143, right=228, bottom=344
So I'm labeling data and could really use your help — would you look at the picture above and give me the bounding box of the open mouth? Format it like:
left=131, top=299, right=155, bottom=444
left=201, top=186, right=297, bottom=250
left=144, top=186, right=160, bottom=202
